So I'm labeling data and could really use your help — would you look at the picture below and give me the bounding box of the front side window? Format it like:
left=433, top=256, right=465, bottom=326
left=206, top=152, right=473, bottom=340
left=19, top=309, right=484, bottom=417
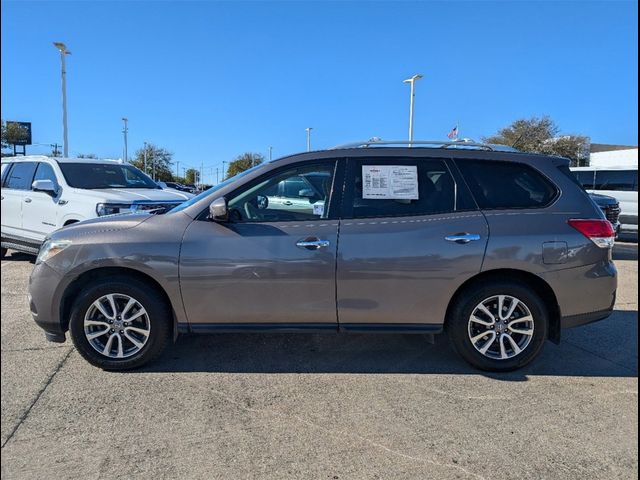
left=59, top=163, right=158, bottom=189
left=457, top=160, right=558, bottom=209
left=593, top=170, right=638, bottom=192
left=346, top=158, right=457, bottom=219
left=5, top=162, right=37, bottom=190
left=227, top=162, right=336, bottom=222
left=33, top=163, right=59, bottom=187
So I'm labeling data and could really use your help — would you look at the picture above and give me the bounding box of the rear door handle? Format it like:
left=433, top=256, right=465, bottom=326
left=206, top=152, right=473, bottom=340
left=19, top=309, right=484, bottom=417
left=445, top=233, right=481, bottom=244
left=283, top=201, right=293, bottom=206
left=24, top=197, right=32, bottom=203
left=296, top=237, right=330, bottom=250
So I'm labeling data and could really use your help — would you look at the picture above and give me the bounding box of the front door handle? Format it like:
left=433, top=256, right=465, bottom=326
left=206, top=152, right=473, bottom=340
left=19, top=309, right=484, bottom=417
left=283, top=201, right=293, bottom=206
left=24, top=197, right=32, bottom=203
left=296, top=237, right=330, bottom=250
left=445, top=233, right=481, bottom=244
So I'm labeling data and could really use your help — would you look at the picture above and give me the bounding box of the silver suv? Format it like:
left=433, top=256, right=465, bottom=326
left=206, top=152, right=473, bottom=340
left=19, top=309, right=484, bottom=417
left=28, top=140, right=618, bottom=371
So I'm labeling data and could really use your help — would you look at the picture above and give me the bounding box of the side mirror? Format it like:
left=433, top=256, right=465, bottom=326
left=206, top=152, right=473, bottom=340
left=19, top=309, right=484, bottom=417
left=32, top=179, right=58, bottom=196
left=299, top=188, right=315, bottom=198
left=209, top=197, right=228, bottom=222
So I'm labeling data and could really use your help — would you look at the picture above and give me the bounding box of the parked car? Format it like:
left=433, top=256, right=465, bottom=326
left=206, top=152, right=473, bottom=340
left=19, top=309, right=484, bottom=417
left=588, top=193, right=621, bottom=234
left=29, top=140, right=617, bottom=371
left=571, top=166, right=638, bottom=233
left=1, top=156, right=193, bottom=256
left=157, top=181, right=195, bottom=194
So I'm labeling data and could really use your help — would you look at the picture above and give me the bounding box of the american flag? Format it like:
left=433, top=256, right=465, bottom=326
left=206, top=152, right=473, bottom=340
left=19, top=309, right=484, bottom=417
left=447, top=125, right=458, bottom=139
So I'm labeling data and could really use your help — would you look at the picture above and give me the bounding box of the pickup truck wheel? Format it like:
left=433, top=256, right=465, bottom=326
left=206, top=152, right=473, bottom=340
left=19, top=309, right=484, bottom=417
left=447, top=282, right=548, bottom=372
left=69, top=276, right=170, bottom=370
left=1, top=248, right=6, bottom=258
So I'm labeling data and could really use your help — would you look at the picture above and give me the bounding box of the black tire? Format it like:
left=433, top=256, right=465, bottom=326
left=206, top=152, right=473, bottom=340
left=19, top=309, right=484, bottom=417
left=69, top=276, right=171, bottom=370
left=447, top=281, right=548, bottom=372
left=1, top=247, right=6, bottom=259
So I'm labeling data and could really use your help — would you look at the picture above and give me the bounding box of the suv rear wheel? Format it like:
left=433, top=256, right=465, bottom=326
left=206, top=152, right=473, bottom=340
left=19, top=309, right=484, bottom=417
left=69, top=276, right=170, bottom=370
left=448, top=281, right=548, bottom=371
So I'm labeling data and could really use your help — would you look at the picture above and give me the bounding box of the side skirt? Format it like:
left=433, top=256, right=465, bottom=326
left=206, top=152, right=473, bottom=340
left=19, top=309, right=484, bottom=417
left=178, top=323, right=443, bottom=335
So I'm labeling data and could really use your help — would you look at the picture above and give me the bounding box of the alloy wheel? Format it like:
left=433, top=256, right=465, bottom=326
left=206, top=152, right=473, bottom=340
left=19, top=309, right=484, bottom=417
left=467, top=295, right=534, bottom=360
left=84, top=293, right=151, bottom=359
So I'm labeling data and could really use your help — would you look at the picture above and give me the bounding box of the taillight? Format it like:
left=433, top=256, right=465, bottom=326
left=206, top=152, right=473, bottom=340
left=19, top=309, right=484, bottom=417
left=568, top=219, right=615, bottom=249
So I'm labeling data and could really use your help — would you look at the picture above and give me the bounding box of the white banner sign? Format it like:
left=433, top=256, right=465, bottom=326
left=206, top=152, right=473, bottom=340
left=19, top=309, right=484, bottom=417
left=362, top=165, right=419, bottom=199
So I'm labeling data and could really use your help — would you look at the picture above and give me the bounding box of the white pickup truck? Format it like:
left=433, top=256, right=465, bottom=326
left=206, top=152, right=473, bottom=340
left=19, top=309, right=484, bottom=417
left=1, top=156, right=192, bottom=256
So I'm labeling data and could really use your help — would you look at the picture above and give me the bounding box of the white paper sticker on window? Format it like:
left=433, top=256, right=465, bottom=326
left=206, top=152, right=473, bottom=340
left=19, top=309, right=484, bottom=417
left=313, top=203, right=325, bottom=216
left=362, top=165, right=419, bottom=199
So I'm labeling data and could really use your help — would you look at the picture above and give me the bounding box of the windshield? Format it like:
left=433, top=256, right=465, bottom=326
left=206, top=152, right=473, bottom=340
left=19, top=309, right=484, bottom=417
left=59, top=163, right=159, bottom=189
left=170, top=163, right=268, bottom=213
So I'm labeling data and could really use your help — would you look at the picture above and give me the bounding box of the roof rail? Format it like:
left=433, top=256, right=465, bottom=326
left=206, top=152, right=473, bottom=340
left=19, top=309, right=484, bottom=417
left=330, top=138, right=498, bottom=151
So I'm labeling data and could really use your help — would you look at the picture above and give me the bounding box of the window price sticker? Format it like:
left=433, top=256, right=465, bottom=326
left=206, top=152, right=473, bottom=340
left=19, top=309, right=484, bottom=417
left=362, top=165, right=419, bottom=199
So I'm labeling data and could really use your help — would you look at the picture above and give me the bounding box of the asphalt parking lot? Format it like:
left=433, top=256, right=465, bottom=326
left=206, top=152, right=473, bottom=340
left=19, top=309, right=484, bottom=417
left=1, top=243, right=637, bottom=480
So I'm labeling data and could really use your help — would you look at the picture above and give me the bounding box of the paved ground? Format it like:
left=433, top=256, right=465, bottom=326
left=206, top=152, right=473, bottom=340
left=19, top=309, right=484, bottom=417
left=1, top=243, right=637, bottom=479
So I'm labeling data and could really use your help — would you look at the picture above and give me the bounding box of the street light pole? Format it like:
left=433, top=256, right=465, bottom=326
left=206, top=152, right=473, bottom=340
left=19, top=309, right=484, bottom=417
left=305, top=127, right=313, bottom=152
left=122, top=118, right=129, bottom=162
left=53, top=42, right=71, bottom=157
left=269, top=146, right=273, bottom=161
left=403, top=74, right=423, bottom=143
left=143, top=141, right=147, bottom=173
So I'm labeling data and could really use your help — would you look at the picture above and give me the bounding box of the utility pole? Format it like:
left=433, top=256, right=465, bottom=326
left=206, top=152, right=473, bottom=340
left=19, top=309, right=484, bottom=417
left=216, top=167, right=219, bottom=184
left=53, top=42, right=71, bottom=157
left=305, top=127, right=313, bottom=152
left=403, top=74, right=423, bottom=143
left=175, top=161, right=180, bottom=180
left=143, top=141, right=147, bottom=174
left=122, top=118, right=129, bottom=162
left=222, top=161, right=227, bottom=180
left=269, top=146, right=273, bottom=161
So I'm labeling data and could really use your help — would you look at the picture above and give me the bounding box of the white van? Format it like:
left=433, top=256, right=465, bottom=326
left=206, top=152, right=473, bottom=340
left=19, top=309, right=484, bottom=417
left=1, top=156, right=192, bottom=256
left=571, top=165, right=638, bottom=232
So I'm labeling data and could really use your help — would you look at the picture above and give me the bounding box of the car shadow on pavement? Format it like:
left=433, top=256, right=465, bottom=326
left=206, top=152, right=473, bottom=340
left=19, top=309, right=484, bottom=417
left=136, top=309, right=638, bottom=380
left=1, top=251, right=35, bottom=263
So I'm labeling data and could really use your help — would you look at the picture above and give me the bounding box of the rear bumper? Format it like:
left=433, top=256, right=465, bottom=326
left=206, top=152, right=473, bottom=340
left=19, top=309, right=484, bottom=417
left=539, top=259, right=617, bottom=328
left=561, top=307, right=614, bottom=329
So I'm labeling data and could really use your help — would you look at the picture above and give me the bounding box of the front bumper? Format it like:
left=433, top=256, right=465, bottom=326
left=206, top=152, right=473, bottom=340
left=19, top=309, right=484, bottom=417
left=28, top=261, right=67, bottom=342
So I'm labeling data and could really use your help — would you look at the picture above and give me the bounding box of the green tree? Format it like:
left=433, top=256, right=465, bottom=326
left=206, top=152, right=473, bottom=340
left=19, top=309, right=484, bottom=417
left=226, top=152, right=264, bottom=179
left=483, top=116, right=589, bottom=166
left=130, top=143, right=174, bottom=181
left=184, top=168, right=199, bottom=185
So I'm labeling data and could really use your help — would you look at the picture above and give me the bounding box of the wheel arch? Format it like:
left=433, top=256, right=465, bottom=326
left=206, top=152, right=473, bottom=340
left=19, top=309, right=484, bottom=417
left=445, top=268, right=562, bottom=343
left=60, top=266, right=177, bottom=339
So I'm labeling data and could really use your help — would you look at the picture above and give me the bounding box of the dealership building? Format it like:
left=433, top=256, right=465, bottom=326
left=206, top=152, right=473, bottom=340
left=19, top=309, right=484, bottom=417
left=589, top=143, right=638, bottom=168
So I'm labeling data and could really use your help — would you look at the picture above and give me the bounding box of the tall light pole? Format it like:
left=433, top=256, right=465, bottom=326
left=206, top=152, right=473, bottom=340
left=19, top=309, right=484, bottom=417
left=269, top=146, right=273, bottom=161
left=305, top=127, right=313, bottom=152
left=403, top=74, right=423, bottom=143
left=122, top=118, right=129, bottom=162
left=143, top=141, right=148, bottom=173
left=53, top=42, right=71, bottom=157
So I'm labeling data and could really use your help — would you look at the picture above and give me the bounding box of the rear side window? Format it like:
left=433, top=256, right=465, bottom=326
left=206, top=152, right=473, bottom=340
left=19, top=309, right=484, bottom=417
left=458, top=160, right=558, bottom=209
left=346, top=158, right=457, bottom=218
left=593, top=170, right=638, bottom=192
left=4, top=162, right=37, bottom=190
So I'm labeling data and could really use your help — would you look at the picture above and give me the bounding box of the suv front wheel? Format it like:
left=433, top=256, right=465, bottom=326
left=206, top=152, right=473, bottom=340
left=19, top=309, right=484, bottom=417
left=69, top=276, right=170, bottom=370
left=448, top=281, right=548, bottom=371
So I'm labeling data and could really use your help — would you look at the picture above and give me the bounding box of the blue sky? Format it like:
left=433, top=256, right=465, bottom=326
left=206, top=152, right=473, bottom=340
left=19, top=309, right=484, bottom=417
left=1, top=0, right=638, bottom=183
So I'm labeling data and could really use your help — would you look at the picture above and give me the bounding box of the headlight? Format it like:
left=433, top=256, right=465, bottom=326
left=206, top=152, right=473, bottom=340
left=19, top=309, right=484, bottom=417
left=36, top=239, right=72, bottom=265
left=96, top=203, right=134, bottom=216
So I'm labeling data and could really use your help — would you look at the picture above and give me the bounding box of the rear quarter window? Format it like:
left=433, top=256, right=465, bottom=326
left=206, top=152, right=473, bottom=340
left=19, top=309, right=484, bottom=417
left=457, top=160, right=558, bottom=210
